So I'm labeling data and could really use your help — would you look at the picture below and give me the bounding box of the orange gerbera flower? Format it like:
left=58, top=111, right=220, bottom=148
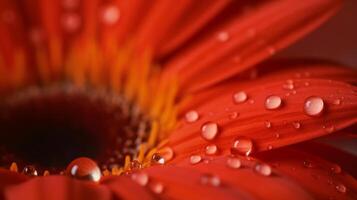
left=0, top=0, right=356, bottom=199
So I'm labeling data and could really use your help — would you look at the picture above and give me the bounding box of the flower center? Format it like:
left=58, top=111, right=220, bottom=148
left=0, top=84, right=151, bottom=175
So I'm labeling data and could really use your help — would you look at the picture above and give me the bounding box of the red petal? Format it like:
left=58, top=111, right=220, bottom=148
left=0, top=169, right=28, bottom=200
left=101, top=176, right=155, bottom=200
left=169, top=78, right=356, bottom=161
left=5, top=176, right=111, bottom=200
left=162, top=0, right=342, bottom=93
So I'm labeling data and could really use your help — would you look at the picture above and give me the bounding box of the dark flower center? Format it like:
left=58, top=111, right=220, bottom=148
left=0, top=84, right=150, bottom=174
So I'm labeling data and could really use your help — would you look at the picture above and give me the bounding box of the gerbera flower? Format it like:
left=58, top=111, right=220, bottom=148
left=0, top=0, right=356, bottom=199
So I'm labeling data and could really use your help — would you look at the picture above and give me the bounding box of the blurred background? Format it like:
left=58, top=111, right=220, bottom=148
left=278, top=0, right=357, bottom=67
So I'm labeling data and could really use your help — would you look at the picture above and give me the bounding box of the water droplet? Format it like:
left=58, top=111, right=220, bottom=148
left=227, top=157, right=241, bottom=169
left=201, top=122, right=219, bottom=140
left=283, top=80, right=295, bottom=90
left=231, top=137, right=253, bottom=156
left=265, top=95, right=282, bottom=110
left=336, top=184, right=346, bottom=193
left=22, top=165, right=38, bottom=176
left=248, top=99, right=255, bottom=104
left=265, top=121, right=272, bottom=128
left=330, top=164, right=342, bottom=174
left=152, top=153, right=165, bottom=165
left=303, top=160, right=313, bottom=168
left=150, top=182, right=164, bottom=194
left=185, top=110, right=199, bottom=122
left=254, top=163, right=272, bottom=176
left=333, top=99, right=341, bottom=105
left=62, top=13, right=81, bottom=32
left=275, top=133, right=280, bottom=139
left=217, top=31, right=229, bottom=42
left=66, top=157, right=101, bottom=182
left=190, top=155, right=202, bottom=164
left=101, top=5, right=120, bottom=25
left=233, top=91, right=248, bottom=103
left=267, top=145, right=273, bottom=150
left=131, top=173, right=149, bottom=186
left=228, top=111, right=239, bottom=119
left=323, top=125, right=335, bottom=133
left=304, top=82, right=310, bottom=86
left=205, top=144, right=218, bottom=155
left=292, top=122, right=301, bottom=129
left=159, top=147, right=174, bottom=162
left=201, top=174, right=221, bottom=187
left=304, top=96, right=324, bottom=116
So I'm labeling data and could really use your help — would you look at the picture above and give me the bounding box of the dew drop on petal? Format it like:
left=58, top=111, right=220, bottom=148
left=201, top=122, right=218, bottom=140
left=22, top=165, right=38, bottom=176
left=159, top=147, right=174, bottom=162
left=228, top=111, right=239, bottom=119
left=292, top=122, right=301, bottom=129
left=233, top=91, right=248, bottom=103
left=265, top=121, right=272, bottom=128
left=231, top=137, right=253, bottom=156
left=333, top=99, right=341, bottom=105
left=66, top=157, right=101, bottom=182
left=265, top=95, right=282, bottom=110
left=323, top=125, right=335, bottom=134
left=185, top=110, right=199, bottom=122
left=150, top=182, right=164, bottom=194
left=62, top=13, right=81, bottom=33
left=336, top=184, right=347, bottom=193
left=227, top=157, right=241, bottom=169
left=267, top=145, right=273, bottom=150
left=217, top=31, right=229, bottom=42
left=151, top=153, right=165, bottom=165
left=190, top=155, right=202, bottom=164
left=254, top=163, right=272, bottom=176
left=101, top=5, right=120, bottom=25
left=131, top=172, right=149, bottom=186
left=304, top=96, right=324, bottom=117
left=201, top=174, right=221, bottom=187
left=330, top=164, right=342, bottom=174
left=205, top=144, right=218, bottom=155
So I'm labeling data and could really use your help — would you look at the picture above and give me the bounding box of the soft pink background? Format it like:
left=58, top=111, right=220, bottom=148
left=278, top=0, right=357, bottom=67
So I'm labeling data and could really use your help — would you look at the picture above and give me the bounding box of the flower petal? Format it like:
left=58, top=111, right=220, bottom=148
left=169, top=78, right=356, bottom=161
left=162, top=0, right=342, bottom=93
left=101, top=176, right=155, bottom=200
left=5, top=176, right=111, bottom=200
left=0, top=169, right=28, bottom=200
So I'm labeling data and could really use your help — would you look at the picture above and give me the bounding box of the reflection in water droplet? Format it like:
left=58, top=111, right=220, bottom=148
left=304, top=96, right=324, bottom=116
left=205, top=144, right=218, bottom=155
left=185, top=110, right=199, bottom=122
left=201, top=122, right=219, bottom=140
left=231, top=137, right=253, bottom=156
left=190, top=155, right=202, bottom=164
left=233, top=91, right=248, bottom=103
left=227, top=157, right=241, bottom=169
left=254, top=163, right=272, bottom=176
left=265, top=95, right=282, bottom=110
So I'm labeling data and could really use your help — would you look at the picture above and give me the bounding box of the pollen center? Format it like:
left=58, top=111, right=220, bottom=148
left=0, top=84, right=151, bottom=174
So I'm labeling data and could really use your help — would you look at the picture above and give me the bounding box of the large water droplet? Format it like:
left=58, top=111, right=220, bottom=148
left=185, top=110, right=199, bottom=122
left=231, top=137, right=253, bottom=156
left=254, top=163, right=272, bottom=176
left=131, top=172, right=149, bottom=186
left=304, top=96, right=324, bottom=116
left=233, top=91, right=248, bottom=103
left=201, top=122, right=219, bottom=140
left=205, top=144, right=218, bottom=155
left=265, top=95, right=282, bottom=110
left=190, top=155, right=202, bottom=164
left=66, top=157, right=101, bottom=182
left=226, top=157, right=241, bottom=169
